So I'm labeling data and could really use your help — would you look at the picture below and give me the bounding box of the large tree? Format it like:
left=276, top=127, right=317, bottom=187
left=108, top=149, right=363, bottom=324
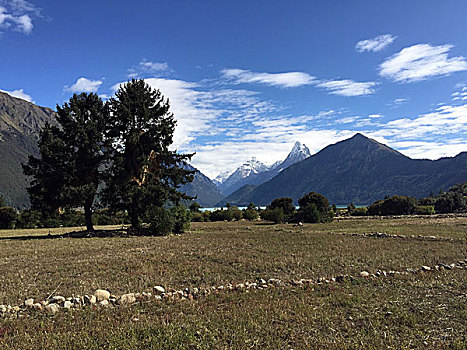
left=104, top=79, right=194, bottom=229
left=23, top=93, right=109, bottom=230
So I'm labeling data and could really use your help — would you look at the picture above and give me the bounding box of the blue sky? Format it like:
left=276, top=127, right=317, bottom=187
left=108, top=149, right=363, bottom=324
left=1, top=0, right=467, bottom=178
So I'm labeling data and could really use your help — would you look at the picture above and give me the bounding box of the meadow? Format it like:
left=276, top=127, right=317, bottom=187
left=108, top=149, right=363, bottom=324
left=0, top=216, right=466, bottom=349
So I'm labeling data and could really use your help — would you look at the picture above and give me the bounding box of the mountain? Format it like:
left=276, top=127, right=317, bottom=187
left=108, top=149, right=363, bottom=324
left=216, top=184, right=258, bottom=207
left=218, top=157, right=269, bottom=195
left=230, top=133, right=467, bottom=205
left=213, top=171, right=231, bottom=186
left=0, top=92, right=56, bottom=208
left=217, top=141, right=311, bottom=197
left=180, top=165, right=223, bottom=207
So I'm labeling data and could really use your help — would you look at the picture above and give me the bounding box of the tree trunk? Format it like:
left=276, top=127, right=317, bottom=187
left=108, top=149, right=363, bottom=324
left=129, top=204, right=140, bottom=229
left=84, top=202, right=94, bottom=231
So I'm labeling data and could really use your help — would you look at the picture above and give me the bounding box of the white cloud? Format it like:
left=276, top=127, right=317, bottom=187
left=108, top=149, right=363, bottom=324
left=356, top=34, right=396, bottom=53
left=316, top=79, right=378, bottom=96
left=0, top=88, right=33, bottom=102
left=128, top=59, right=171, bottom=78
left=65, top=77, right=103, bottom=93
left=379, top=44, right=467, bottom=83
left=221, top=68, right=315, bottom=88
left=0, top=1, right=38, bottom=34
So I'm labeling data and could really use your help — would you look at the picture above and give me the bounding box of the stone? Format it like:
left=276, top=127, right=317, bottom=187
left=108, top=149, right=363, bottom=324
left=119, top=293, right=136, bottom=305
left=99, top=300, right=109, bottom=307
left=24, top=298, right=34, bottom=307
left=84, top=294, right=97, bottom=305
left=94, top=289, right=111, bottom=302
left=50, top=296, right=65, bottom=304
left=360, top=271, right=370, bottom=277
left=0, top=305, right=6, bottom=314
left=45, top=303, right=60, bottom=314
left=32, top=303, right=43, bottom=310
left=421, top=265, right=431, bottom=271
left=258, top=279, right=267, bottom=285
left=153, top=286, right=165, bottom=294
left=63, top=301, right=73, bottom=310
left=268, top=278, right=282, bottom=286
left=154, top=295, right=162, bottom=301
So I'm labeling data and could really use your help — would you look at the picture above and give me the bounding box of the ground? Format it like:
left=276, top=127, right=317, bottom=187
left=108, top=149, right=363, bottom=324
left=0, top=217, right=466, bottom=349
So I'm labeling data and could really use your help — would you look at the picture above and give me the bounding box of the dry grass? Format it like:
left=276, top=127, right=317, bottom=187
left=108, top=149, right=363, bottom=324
left=0, top=217, right=466, bottom=348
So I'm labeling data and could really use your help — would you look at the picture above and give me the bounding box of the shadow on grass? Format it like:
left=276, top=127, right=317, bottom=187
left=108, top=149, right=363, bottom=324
left=0, top=228, right=164, bottom=241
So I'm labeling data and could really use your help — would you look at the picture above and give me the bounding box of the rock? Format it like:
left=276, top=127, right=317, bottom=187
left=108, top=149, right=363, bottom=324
left=268, top=278, right=282, bottom=286
left=0, top=305, right=6, bottom=314
left=154, top=295, right=162, bottom=301
left=258, top=279, right=267, bottom=285
left=99, top=300, right=109, bottom=307
left=45, top=303, right=60, bottom=314
left=50, top=296, right=65, bottom=304
left=421, top=265, right=431, bottom=271
left=32, top=303, right=43, bottom=310
left=360, top=271, right=370, bottom=277
left=94, top=289, right=110, bottom=302
left=119, top=293, right=136, bottom=305
left=84, top=295, right=96, bottom=305
left=24, top=298, right=34, bottom=307
left=63, top=301, right=73, bottom=310
left=153, top=286, right=165, bottom=294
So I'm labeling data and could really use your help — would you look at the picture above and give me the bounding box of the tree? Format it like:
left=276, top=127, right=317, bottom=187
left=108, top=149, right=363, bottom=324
left=0, top=207, right=18, bottom=229
left=105, top=79, right=194, bottom=229
left=0, top=196, right=5, bottom=207
left=23, top=93, right=109, bottom=231
left=269, top=197, right=295, bottom=215
left=297, top=191, right=333, bottom=223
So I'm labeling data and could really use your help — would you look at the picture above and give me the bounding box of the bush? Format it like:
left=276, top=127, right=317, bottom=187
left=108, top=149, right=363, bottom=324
left=210, top=209, right=233, bottom=222
left=228, top=206, right=242, bottom=221
left=435, top=192, right=466, bottom=213
left=148, top=207, right=175, bottom=235
left=368, top=195, right=417, bottom=216
left=350, top=207, right=368, bottom=216
left=0, top=207, right=18, bottom=229
left=269, top=197, right=295, bottom=215
left=170, top=206, right=192, bottom=234
left=414, top=205, right=435, bottom=215
left=189, top=202, right=201, bottom=213
left=242, top=208, right=259, bottom=221
left=296, top=191, right=333, bottom=223
left=16, top=209, right=42, bottom=229
left=191, top=212, right=205, bottom=222
left=261, top=207, right=284, bottom=224
left=60, top=210, right=85, bottom=227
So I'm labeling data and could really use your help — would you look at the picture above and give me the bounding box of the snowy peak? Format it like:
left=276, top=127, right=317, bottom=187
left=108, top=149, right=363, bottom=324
left=214, top=170, right=231, bottom=185
left=287, top=141, right=311, bottom=160
left=237, top=157, right=269, bottom=177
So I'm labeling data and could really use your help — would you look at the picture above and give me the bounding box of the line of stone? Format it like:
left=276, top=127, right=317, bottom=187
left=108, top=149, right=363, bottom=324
left=1, top=259, right=465, bottom=319
left=331, top=231, right=467, bottom=242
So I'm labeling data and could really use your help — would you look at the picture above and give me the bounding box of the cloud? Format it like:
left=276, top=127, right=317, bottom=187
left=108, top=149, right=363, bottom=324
left=128, top=59, right=171, bottom=78
left=0, top=0, right=39, bottom=34
left=65, top=77, right=103, bottom=93
left=0, top=88, right=33, bottom=102
left=221, top=68, right=315, bottom=88
left=316, top=79, right=378, bottom=96
left=356, top=34, right=396, bottom=53
left=379, top=44, right=467, bottom=83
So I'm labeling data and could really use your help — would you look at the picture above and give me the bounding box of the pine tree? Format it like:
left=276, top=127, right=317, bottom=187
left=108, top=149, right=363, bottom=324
left=23, top=93, right=109, bottom=230
left=104, top=79, right=194, bottom=229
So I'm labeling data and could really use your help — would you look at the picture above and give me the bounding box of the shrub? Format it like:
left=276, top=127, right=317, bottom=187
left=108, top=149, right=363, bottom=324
left=350, top=207, right=368, bottom=216
left=269, top=197, right=295, bottom=215
left=0, top=207, right=18, bottom=229
left=210, top=209, right=233, bottom=222
left=368, top=195, right=417, bottom=216
left=296, top=191, right=333, bottom=223
left=261, top=207, right=284, bottom=224
left=242, top=208, right=259, bottom=221
left=191, top=212, right=205, bottom=222
left=189, top=202, right=201, bottom=213
left=148, top=206, right=175, bottom=235
left=228, top=206, right=242, bottom=221
left=170, top=206, right=192, bottom=234
left=60, top=210, right=85, bottom=227
left=435, top=192, right=466, bottom=213
left=16, top=209, right=42, bottom=229
left=414, top=205, right=435, bottom=215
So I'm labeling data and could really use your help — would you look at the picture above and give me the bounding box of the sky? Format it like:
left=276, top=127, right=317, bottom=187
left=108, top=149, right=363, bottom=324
left=1, top=0, right=467, bottom=179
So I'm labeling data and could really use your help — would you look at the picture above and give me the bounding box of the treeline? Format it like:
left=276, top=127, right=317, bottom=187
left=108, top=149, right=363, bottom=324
left=190, top=191, right=334, bottom=224
left=347, top=183, right=467, bottom=216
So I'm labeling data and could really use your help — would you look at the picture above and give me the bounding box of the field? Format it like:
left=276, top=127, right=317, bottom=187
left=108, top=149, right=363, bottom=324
left=0, top=217, right=466, bottom=349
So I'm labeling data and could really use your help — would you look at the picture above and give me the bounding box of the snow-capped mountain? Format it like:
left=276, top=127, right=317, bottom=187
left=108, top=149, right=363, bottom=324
left=216, top=142, right=311, bottom=196
left=213, top=171, right=231, bottom=186
left=275, top=141, right=311, bottom=172
left=218, top=157, right=269, bottom=195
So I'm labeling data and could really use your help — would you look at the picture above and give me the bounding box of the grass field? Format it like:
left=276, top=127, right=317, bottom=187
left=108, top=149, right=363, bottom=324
left=0, top=217, right=466, bottom=349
